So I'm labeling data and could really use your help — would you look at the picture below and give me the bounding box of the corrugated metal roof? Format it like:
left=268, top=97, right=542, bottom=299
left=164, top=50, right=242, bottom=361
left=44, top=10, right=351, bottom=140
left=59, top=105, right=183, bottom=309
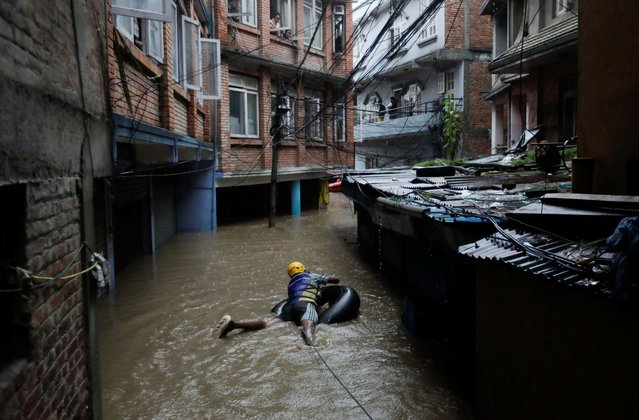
left=459, top=228, right=612, bottom=290
left=344, top=169, right=568, bottom=220
left=489, top=15, right=578, bottom=72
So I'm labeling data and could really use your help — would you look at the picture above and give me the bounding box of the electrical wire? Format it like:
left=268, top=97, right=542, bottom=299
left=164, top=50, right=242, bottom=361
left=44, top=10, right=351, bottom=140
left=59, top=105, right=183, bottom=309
left=0, top=243, right=100, bottom=293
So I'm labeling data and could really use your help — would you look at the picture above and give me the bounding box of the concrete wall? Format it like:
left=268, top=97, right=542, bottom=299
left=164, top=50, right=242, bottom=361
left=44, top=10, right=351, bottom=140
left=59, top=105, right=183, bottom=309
left=475, top=260, right=639, bottom=419
left=577, top=1, right=639, bottom=194
left=0, top=0, right=111, bottom=417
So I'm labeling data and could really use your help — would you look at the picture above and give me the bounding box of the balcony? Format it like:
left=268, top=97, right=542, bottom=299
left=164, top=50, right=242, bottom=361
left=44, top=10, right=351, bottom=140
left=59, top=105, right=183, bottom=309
left=355, top=101, right=445, bottom=142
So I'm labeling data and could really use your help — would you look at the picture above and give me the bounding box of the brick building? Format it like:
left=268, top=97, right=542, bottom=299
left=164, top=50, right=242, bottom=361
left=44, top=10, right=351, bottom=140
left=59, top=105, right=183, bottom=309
left=0, top=0, right=111, bottom=417
left=481, top=0, right=578, bottom=155
left=213, top=0, right=355, bottom=222
left=353, top=0, right=492, bottom=169
left=104, top=0, right=218, bottom=271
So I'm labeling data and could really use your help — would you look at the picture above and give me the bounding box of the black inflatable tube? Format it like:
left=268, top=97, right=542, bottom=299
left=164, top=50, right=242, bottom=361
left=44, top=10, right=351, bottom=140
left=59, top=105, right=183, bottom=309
left=270, top=285, right=360, bottom=324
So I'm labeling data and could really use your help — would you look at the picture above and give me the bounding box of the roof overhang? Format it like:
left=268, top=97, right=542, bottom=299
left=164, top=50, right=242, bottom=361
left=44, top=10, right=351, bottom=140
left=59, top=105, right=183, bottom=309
left=489, top=16, right=578, bottom=74
left=222, top=47, right=350, bottom=88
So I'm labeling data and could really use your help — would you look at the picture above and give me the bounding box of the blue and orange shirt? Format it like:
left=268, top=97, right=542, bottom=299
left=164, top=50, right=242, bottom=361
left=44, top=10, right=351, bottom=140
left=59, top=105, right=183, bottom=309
left=287, top=271, right=329, bottom=305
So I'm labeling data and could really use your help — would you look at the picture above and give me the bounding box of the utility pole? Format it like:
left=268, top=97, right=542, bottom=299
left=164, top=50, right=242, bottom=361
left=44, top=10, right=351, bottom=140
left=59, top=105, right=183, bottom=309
left=269, top=76, right=288, bottom=227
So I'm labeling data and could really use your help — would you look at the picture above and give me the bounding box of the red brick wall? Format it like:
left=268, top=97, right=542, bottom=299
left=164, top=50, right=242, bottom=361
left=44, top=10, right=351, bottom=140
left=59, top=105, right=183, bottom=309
left=444, top=0, right=465, bottom=50
left=107, top=0, right=210, bottom=142
left=1, top=180, right=90, bottom=419
left=214, top=0, right=355, bottom=175
left=469, top=0, right=493, bottom=50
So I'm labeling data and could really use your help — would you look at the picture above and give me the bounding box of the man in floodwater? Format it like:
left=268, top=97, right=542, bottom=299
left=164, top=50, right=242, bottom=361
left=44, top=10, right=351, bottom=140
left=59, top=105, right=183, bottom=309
left=214, top=261, right=339, bottom=345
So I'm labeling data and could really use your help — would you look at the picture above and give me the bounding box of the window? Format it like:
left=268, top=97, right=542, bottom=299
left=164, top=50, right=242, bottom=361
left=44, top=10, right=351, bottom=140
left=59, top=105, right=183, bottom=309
left=390, top=21, right=404, bottom=48
left=271, top=82, right=295, bottom=139
left=229, top=74, right=259, bottom=137
left=365, top=156, right=379, bottom=169
left=304, top=0, right=323, bottom=49
left=559, top=76, right=577, bottom=142
left=403, top=84, right=422, bottom=115
left=182, top=16, right=201, bottom=90
left=271, top=0, right=295, bottom=33
left=201, top=39, right=222, bottom=100
left=304, top=92, right=323, bottom=140
left=333, top=4, right=345, bottom=55
left=554, top=0, right=573, bottom=17
left=113, top=0, right=171, bottom=22
left=334, top=103, right=345, bottom=143
left=171, top=1, right=182, bottom=82
left=114, top=16, right=164, bottom=62
left=438, top=71, right=454, bottom=94
left=228, top=0, right=256, bottom=26
left=418, top=0, right=436, bottom=41
left=145, top=20, right=164, bottom=61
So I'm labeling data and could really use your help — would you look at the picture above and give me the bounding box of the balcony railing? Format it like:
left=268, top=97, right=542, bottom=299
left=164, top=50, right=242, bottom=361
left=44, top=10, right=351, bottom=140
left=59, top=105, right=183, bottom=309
left=355, top=100, right=453, bottom=141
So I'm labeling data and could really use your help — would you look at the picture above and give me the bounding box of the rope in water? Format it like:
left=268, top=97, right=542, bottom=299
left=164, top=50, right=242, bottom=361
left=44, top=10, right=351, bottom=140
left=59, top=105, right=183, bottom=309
left=302, top=330, right=374, bottom=420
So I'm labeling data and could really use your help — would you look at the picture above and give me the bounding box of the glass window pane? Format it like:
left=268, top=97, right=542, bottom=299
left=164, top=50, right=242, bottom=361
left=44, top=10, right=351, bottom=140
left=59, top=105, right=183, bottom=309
left=242, top=0, right=256, bottom=26
left=230, top=90, right=245, bottom=135
left=171, top=3, right=180, bottom=81
left=116, top=15, right=135, bottom=41
left=247, top=93, right=258, bottom=136
left=113, top=0, right=170, bottom=22
left=201, top=39, right=221, bottom=100
left=182, top=16, right=200, bottom=90
left=147, top=20, right=164, bottom=61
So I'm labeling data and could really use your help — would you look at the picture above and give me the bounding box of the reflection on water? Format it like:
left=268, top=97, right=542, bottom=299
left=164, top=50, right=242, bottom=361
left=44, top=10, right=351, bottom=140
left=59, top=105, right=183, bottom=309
left=98, top=194, right=472, bottom=419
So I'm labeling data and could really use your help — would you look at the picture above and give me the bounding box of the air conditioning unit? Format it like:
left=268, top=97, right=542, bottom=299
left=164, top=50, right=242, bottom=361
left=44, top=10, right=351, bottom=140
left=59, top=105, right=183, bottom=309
left=334, top=5, right=344, bottom=15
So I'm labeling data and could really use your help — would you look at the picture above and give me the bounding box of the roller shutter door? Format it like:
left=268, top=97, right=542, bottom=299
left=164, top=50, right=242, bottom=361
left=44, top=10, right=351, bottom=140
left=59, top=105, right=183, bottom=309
left=152, top=178, right=176, bottom=249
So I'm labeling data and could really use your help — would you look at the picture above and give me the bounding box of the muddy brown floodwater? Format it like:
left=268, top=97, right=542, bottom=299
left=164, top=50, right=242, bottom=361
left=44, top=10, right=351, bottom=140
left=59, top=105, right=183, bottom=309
left=98, top=193, right=472, bottom=419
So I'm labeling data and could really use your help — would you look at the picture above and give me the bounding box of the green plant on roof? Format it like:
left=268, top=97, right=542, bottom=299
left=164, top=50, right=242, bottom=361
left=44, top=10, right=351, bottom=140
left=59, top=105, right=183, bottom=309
left=443, top=93, right=462, bottom=162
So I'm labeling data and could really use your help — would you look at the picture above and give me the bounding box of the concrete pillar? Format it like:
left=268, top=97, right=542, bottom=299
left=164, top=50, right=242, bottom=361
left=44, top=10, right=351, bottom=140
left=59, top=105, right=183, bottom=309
left=291, top=179, right=301, bottom=216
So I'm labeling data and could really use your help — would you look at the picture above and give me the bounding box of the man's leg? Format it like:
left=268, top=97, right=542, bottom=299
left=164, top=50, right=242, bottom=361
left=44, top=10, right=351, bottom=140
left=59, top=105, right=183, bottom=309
left=215, top=315, right=283, bottom=338
left=300, top=319, right=316, bottom=346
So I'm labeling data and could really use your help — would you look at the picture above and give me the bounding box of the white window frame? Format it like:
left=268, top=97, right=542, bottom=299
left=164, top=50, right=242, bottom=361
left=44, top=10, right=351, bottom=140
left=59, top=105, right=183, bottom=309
left=554, top=0, right=573, bottom=16
left=115, top=15, right=164, bottom=63
left=304, top=94, right=323, bottom=140
left=113, top=0, right=171, bottom=22
left=390, top=21, right=404, bottom=48
left=333, top=4, right=345, bottom=55
left=171, top=1, right=182, bottom=83
left=144, top=19, right=164, bottom=62
left=201, top=39, right=221, bottom=100
left=438, top=71, right=454, bottom=94
left=304, top=0, right=323, bottom=49
left=418, top=0, right=436, bottom=41
left=182, top=16, right=201, bottom=91
left=242, top=0, right=257, bottom=26
left=229, top=75, right=259, bottom=138
left=445, top=71, right=455, bottom=93
left=115, top=15, right=135, bottom=42
left=271, top=0, right=295, bottom=33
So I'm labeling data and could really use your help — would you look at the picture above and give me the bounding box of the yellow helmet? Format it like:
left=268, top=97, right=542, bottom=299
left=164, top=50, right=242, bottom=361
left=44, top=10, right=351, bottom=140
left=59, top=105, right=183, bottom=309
left=287, top=261, right=306, bottom=278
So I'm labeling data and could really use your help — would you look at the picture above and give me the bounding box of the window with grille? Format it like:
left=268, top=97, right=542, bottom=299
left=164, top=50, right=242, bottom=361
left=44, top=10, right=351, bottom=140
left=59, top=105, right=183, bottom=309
left=304, top=93, right=323, bottom=140
left=334, top=103, right=345, bottom=143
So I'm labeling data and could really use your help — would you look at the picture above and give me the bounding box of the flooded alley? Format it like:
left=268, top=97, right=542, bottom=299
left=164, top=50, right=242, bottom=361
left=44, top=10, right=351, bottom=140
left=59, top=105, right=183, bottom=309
left=97, top=193, right=472, bottom=419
